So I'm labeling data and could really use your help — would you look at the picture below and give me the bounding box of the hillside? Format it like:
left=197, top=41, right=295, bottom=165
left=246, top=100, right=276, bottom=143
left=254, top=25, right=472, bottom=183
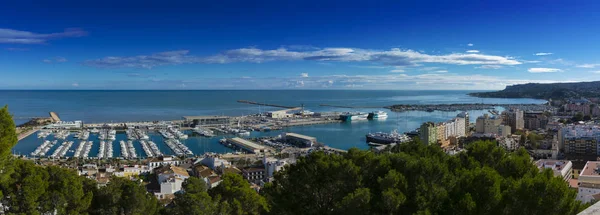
left=469, top=81, right=600, bottom=100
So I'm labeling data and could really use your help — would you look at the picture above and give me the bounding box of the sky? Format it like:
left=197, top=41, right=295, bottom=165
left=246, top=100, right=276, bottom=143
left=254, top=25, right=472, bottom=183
left=2, top=0, right=600, bottom=90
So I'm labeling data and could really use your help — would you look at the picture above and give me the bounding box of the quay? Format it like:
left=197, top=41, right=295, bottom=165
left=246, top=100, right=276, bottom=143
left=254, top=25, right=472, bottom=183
left=17, top=127, right=39, bottom=141
left=322, top=146, right=347, bottom=153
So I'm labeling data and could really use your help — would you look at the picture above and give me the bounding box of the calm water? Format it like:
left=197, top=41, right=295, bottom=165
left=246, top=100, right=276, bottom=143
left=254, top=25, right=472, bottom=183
left=3, top=90, right=545, bottom=155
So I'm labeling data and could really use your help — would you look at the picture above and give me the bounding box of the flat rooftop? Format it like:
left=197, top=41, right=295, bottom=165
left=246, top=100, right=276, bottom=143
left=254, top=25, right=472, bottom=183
left=182, top=116, right=231, bottom=120
left=535, top=159, right=571, bottom=171
left=285, top=132, right=317, bottom=141
left=230, top=137, right=265, bottom=150
left=581, top=161, right=600, bottom=177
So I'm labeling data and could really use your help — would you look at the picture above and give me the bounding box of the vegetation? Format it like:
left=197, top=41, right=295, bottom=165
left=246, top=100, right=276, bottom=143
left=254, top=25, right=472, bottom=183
left=469, top=81, right=600, bottom=99
left=262, top=141, right=588, bottom=215
left=527, top=132, right=544, bottom=149
left=0, top=105, right=591, bottom=214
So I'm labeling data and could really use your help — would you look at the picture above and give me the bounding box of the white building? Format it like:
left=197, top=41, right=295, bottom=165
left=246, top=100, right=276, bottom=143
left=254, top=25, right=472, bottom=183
left=577, top=161, right=600, bottom=203
left=444, top=117, right=466, bottom=139
left=155, top=165, right=190, bottom=199
left=44, top=120, right=83, bottom=129
left=148, top=156, right=182, bottom=168
left=535, top=159, right=572, bottom=182
left=199, top=155, right=231, bottom=171
left=264, top=157, right=294, bottom=179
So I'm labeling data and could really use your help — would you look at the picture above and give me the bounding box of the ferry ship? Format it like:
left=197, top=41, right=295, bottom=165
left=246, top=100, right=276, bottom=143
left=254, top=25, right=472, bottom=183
left=368, top=111, right=388, bottom=119
left=366, top=130, right=411, bottom=145
left=340, top=112, right=369, bottom=121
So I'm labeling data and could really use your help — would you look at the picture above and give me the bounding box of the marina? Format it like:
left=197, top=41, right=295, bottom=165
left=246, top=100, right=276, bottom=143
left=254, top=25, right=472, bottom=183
left=127, top=140, right=137, bottom=159
left=10, top=91, right=548, bottom=158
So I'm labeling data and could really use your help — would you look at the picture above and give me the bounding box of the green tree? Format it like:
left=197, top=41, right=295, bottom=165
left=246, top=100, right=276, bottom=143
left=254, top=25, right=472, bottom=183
left=0, top=105, right=17, bottom=183
left=89, top=177, right=159, bottom=215
left=263, top=152, right=362, bottom=215
left=262, top=140, right=587, bottom=215
left=41, top=166, right=93, bottom=214
left=0, top=159, right=49, bottom=214
left=209, top=173, right=269, bottom=215
left=165, top=177, right=216, bottom=215
left=572, top=112, right=584, bottom=122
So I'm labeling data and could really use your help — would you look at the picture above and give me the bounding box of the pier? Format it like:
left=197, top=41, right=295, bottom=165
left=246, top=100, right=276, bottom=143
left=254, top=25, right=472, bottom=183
left=237, top=100, right=298, bottom=109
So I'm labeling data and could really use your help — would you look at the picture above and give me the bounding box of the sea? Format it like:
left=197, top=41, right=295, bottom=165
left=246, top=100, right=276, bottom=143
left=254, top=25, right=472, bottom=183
left=1, top=90, right=545, bottom=157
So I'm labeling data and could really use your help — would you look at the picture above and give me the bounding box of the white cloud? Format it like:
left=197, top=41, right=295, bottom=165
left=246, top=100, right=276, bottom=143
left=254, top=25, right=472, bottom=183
left=301, top=73, right=309, bottom=77
left=547, top=58, right=573, bottom=66
left=72, top=83, right=79, bottom=87
left=5, top=47, right=29, bottom=51
left=534, top=52, right=553, bottom=56
left=590, top=71, right=600, bottom=74
left=350, top=65, right=390, bottom=69
left=476, top=65, right=503, bottom=69
left=466, top=50, right=479, bottom=53
left=84, top=47, right=522, bottom=69
left=0, top=28, right=87, bottom=44
left=43, top=56, right=68, bottom=63
left=527, top=68, right=562, bottom=73
left=467, top=43, right=474, bottom=47
left=434, top=70, right=448, bottom=73
left=577, top=64, right=600, bottom=68
left=522, top=60, right=541, bottom=63
left=389, top=69, right=405, bottom=73
left=420, top=67, right=442, bottom=71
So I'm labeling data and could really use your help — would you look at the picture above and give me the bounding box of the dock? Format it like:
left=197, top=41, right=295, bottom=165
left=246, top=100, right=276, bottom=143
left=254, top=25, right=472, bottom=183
left=323, top=146, right=347, bottom=153
left=237, top=100, right=298, bottom=109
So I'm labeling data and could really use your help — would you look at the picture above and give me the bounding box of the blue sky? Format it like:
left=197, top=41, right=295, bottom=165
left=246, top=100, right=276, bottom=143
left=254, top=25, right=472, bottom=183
left=2, top=0, right=600, bottom=90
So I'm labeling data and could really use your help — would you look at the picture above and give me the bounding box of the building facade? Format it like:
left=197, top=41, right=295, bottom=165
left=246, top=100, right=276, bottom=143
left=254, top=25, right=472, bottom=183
left=524, top=111, right=549, bottom=130
left=502, top=109, right=524, bottom=132
left=559, top=125, right=600, bottom=155
left=535, top=159, right=573, bottom=182
left=419, top=122, right=437, bottom=145
left=475, top=114, right=509, bottom=136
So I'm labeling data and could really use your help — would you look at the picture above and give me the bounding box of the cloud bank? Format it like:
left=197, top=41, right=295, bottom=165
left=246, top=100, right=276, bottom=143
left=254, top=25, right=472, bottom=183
left=0, top=28, right=87, bottom=44
left=83, top=47, right=522, bottom=69
left=527, top=68, right=562, bottom=73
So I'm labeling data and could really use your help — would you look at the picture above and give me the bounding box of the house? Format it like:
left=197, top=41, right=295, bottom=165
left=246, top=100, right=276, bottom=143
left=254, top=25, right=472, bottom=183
left=148, top=156, right=182, bottom=168
left=154, top=165, right=190, bottom=199
left=242, top=167, right=266, bottom=183
left=264, top=157, right=294, bottom=179
left=206, top=175, right=222, bottom=189
left=113, top=165, right=151, bottom=178
left=198, top=155, right=231, bottom=171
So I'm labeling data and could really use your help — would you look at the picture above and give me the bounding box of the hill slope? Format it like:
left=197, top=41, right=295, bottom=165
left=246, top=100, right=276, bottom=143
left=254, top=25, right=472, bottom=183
left=469, top=81, right=600, bottom=100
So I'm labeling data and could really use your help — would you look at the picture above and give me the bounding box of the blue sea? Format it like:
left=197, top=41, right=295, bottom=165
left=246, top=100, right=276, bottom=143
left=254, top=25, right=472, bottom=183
left=2, top=90, right=545, bottom=156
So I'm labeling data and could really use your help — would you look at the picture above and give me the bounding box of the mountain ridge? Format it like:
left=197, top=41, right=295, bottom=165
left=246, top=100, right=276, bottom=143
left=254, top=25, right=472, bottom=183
left=469, top=81, right=600, bottom=100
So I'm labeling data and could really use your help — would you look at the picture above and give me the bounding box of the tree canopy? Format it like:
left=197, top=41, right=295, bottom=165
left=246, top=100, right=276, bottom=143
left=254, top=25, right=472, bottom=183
left=262, top=140, right=588, bottom=215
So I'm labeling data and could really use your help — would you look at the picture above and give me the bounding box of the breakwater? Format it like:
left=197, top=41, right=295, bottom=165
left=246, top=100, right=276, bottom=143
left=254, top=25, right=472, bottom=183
left=385, top=103, right=554, bottom=112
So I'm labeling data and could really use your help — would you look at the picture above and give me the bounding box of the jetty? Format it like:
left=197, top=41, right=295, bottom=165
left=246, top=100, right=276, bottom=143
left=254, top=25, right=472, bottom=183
left=49, top=112, right=61, bottom=122
left=237, top=100, right=297, bottom=109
